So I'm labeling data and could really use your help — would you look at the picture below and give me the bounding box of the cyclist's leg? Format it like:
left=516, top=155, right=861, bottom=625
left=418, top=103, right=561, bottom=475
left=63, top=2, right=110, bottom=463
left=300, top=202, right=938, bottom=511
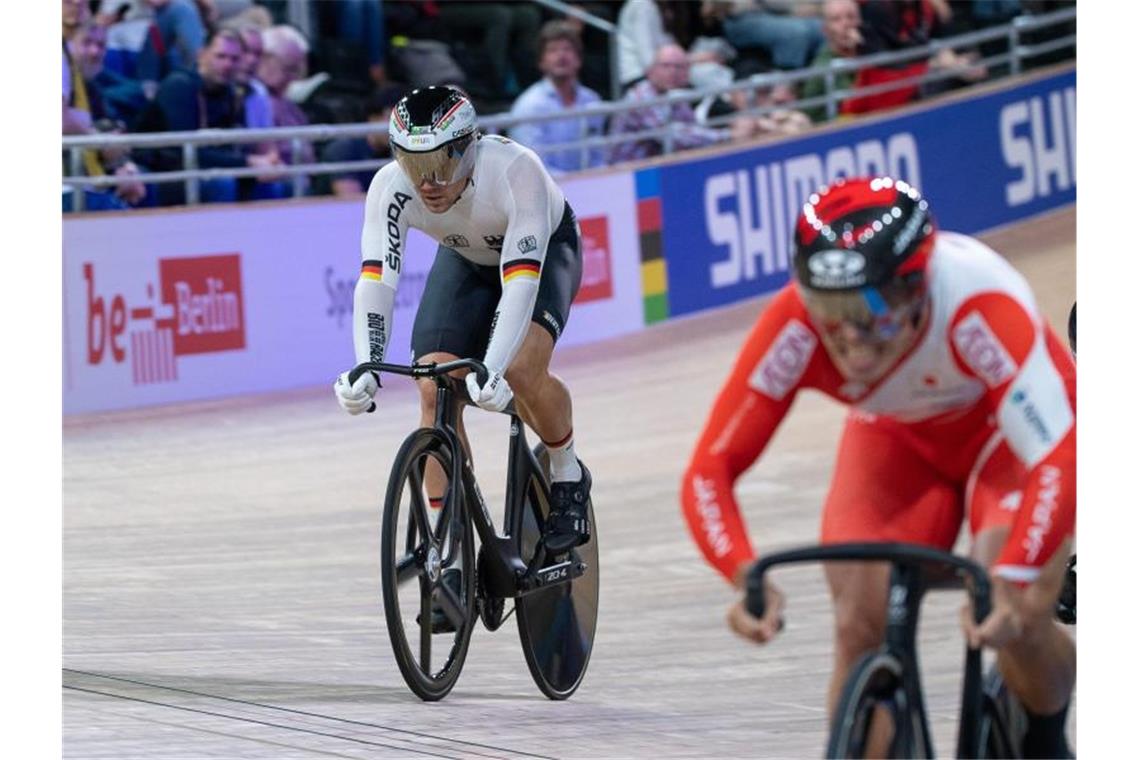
left=821, top=413, right=962, bottom=750
left=969, top=439, right=1075, bottom=757
left=506, top=324, right=571, bottom=444
left=505, top=203, right=583, bottom=483
left=411, top=245, right=499, bottom=501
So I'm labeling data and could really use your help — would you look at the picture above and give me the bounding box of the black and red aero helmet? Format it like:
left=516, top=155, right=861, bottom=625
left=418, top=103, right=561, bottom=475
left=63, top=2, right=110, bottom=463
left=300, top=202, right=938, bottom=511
left=792, top=177, right=936, bottom=292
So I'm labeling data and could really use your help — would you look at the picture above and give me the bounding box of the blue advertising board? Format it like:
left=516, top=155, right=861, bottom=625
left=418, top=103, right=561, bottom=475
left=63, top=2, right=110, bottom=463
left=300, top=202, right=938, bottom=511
left=638, top=68, right=1075, bottom=319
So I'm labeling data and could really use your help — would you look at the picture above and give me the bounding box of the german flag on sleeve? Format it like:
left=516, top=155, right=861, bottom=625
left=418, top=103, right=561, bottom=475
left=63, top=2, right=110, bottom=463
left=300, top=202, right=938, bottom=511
left=503, top=258, right=541, bottom=284
left=360, top=259, right=383, bottom=282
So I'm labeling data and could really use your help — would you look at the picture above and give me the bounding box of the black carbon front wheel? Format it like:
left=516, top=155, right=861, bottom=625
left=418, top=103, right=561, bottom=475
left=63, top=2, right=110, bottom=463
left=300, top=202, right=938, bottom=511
left=827, top=652, right=919, bottom=758
left=513, top=445, right=599, bottom=700
left=975, top=665, right=1025, bottom=758
left=380, top=429, right=476, bottom=701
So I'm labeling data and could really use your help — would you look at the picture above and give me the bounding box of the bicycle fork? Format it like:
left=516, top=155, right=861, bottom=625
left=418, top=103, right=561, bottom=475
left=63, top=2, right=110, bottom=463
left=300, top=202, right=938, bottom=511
left=884, top=563, right=937, bottom=758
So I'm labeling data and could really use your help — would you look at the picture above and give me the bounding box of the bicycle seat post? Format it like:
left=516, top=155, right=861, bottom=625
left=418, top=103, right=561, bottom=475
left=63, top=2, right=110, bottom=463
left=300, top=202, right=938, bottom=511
left=432, top=374, right=460, bottom=431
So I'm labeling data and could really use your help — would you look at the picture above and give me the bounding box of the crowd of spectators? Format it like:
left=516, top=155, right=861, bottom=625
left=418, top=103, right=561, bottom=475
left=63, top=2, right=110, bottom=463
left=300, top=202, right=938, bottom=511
left=62, top=0, right=1075, bottom=212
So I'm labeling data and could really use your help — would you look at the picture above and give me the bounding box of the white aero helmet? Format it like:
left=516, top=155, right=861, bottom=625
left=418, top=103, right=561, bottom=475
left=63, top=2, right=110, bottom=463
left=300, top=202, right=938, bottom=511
left=389, top=85, right=479, bottom=186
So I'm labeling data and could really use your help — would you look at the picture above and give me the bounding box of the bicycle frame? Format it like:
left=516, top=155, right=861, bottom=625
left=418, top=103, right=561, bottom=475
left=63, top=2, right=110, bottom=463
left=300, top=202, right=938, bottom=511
left=746, top=543, right=991, bottom=758
left=352, top=359, right=587, bottom=599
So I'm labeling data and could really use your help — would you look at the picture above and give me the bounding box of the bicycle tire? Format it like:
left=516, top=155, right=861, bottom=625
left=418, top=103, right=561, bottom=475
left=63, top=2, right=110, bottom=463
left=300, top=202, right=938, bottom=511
left=827, top=651, right=922, bottom=758
left=513, top=444, right=600, bottom=700
left=380, top=428, right=476, bottom=701
left=975, top=665, right=1025, bottom=758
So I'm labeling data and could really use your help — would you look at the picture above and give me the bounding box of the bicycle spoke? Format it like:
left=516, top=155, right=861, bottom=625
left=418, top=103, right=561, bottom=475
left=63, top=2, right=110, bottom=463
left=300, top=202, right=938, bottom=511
left=407, top=457, right=433, bottom=541
left=419, top=580, right=432, bottom=673
left=433, top=577, right=467, bottom=632
left=432, top=490, right=453, bottom=545
left=395, top=552, right=421, bottom=585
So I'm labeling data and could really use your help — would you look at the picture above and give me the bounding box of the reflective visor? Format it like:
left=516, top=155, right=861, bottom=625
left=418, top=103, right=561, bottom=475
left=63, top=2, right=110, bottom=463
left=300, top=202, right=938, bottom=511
left=393, top=137, right=475, bottom=186
left=799, top=278, right=925, bottom=343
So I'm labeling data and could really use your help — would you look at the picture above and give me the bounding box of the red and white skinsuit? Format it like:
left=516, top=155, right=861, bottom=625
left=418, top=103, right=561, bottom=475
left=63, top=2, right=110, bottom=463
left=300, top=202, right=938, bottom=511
left=681, top=231, right=1076, bottom=585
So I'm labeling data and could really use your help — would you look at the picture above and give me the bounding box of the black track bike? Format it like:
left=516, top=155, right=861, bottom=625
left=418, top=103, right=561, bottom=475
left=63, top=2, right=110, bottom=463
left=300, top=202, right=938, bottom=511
left=745, top=542, right=1035, bottom=758
left=348, top=359, right=599, bottom=702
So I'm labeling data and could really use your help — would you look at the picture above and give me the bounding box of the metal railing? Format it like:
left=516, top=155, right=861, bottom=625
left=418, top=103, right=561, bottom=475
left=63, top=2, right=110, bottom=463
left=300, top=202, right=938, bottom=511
left=62, top=7, right=1074, bottom=212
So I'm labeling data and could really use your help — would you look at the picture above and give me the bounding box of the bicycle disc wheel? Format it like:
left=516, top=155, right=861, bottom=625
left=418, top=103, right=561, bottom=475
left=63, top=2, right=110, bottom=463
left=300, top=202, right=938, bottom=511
left=827, top=652, right=920, bottom=758
left=380, top=429, right=476, bottom=701
left=513, top=444, right=599, bottom=700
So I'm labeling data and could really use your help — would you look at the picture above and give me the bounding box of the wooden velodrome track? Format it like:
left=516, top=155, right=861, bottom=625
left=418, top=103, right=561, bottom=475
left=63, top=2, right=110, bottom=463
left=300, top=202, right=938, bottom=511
left=63, top=207, right=1076, bottom=758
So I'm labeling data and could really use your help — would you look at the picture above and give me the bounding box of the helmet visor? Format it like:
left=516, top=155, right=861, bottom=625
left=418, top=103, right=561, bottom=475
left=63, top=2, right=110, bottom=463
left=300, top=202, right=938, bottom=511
left=799, top=277, right=925, bottom=343
left=393, top=137, right=474, bottom=186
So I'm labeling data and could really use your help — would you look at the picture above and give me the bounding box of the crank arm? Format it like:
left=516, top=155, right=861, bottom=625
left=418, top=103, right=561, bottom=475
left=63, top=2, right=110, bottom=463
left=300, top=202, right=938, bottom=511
left=517, top=554, right=588, bottom=595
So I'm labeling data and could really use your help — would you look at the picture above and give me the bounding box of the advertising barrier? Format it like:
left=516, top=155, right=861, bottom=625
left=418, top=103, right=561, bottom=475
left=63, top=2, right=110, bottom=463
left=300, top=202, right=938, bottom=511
left=636, top=67, right=1075, bottom=321
left=63, top=172, right=643, bottom=414
left=63, top=68, right=1073, bottom=414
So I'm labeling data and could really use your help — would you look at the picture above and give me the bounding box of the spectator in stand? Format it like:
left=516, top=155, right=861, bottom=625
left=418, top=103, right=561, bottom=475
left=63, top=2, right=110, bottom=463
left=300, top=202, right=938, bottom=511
left=258, top=24, right=317, bottom=172
left=63, top=11, right=149, bottom=211
left=64, top=0, right=94, bottom=135
left=508, top=21, right=606, bottom=175
left=706, top=0, right=825, bottom=71
left=134, top=27, right=285, bottom=205
left=232, top=24, right=272, bottom=130
left=320, top=85, right=406, bottom=198
left=799, top=0, right=861, bottom=123
left=436, top=1, right=541, bottom=100
left=72, top=18, right=150, bottom=129
left=145, top=0, right=208, bottom=74
left=843, top=0, right=986, bottom=116
left=698, top=78, right=811, bottom=141
left=609, top=43, right=728, bottom=164
left=618, top=0, right=736, bottom=92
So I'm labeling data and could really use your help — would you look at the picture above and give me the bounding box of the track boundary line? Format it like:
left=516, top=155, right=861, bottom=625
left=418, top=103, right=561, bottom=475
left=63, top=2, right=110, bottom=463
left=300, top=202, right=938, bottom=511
left=63, top=668, right=556, bottom=760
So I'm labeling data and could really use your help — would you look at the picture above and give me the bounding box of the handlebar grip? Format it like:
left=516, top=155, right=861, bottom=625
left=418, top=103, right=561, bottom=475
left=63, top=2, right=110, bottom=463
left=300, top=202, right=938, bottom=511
left=972, top=577, right=992, bottom=624
left=745, top=576, right=766, bottom=619
left=366, top=402, right=376, bottom=414
left=347, top=365, right=371, bottom=386
left=472, top=362, right=489, bottom=388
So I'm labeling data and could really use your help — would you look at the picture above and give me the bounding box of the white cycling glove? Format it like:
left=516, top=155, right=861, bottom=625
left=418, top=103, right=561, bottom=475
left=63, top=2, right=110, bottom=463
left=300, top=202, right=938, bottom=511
left=334, top=370, right=379, bottom=415
left=465, top=368, right=513, bottom=412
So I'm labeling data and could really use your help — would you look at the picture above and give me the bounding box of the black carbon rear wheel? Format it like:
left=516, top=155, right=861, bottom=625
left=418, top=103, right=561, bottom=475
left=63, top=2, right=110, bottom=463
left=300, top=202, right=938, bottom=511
left=513, top=445, right=599, bottom=700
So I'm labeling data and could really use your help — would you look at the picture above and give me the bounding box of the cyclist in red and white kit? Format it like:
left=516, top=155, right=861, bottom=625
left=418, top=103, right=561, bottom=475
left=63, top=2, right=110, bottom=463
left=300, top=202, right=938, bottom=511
left=681, top=177, right=1075, bottom=757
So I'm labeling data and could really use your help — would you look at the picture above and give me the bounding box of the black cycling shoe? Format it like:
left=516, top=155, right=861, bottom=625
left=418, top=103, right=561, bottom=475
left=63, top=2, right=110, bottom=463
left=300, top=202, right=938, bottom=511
left=416, top=567, right=464, bottom=634
left=544, top=461, right=592, bottom=554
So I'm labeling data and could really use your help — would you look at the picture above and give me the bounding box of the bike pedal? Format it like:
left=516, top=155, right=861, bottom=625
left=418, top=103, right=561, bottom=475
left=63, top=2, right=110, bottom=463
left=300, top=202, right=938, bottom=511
left=415, top=568, right=464, bottom=634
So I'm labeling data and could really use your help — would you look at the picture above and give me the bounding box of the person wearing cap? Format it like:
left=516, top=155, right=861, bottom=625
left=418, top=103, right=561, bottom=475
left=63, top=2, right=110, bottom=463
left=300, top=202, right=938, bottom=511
left=681, top=176, right=1075, bottom=758
left=334, top=85, right=593, bottom=556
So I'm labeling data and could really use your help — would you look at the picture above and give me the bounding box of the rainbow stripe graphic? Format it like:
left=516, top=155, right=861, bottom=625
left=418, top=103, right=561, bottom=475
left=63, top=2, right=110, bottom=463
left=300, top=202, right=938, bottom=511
left=360, top=259, right=383, bottom=281
left=503, top=259, right=541, bottom=284
left=636, top=169, right=670, bottom=323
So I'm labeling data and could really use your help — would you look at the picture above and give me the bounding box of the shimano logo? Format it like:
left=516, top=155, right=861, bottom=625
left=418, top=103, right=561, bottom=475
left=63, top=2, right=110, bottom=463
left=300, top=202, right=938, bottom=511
left=693, top=475, right=731, bottom=558
left=1022, top=465, right=1061, bottom=562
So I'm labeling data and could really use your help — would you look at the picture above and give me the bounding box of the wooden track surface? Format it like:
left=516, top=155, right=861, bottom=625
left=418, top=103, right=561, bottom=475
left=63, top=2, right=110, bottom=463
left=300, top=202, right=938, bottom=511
left=63, top=207, right=1076, bottom=758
